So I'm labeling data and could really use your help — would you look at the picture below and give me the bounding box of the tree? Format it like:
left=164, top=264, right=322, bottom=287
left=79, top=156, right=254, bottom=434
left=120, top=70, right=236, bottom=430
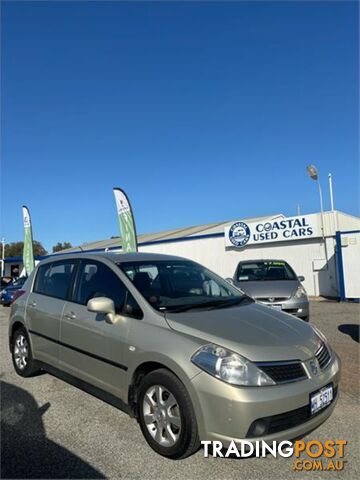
left=5, top=241, right=47, bottom=258
left=52, top=242, right=73, bottom=253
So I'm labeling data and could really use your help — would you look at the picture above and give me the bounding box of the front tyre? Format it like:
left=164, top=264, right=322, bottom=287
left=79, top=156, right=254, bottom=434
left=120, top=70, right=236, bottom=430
left=138, top=369, right=199, bottom=459
left=11, top=327, right=40, bottom=377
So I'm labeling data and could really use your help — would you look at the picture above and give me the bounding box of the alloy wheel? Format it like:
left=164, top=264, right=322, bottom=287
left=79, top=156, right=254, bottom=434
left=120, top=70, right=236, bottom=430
left=142, top=384, right=181, bottom=447
left=14, top=334, right=28, bottom=370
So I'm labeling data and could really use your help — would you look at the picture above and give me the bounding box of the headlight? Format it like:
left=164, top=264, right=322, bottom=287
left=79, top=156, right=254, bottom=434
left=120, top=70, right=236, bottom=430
left=293, top=285, right=307, bottom=299
left=191, top=344, right=275, bottom=386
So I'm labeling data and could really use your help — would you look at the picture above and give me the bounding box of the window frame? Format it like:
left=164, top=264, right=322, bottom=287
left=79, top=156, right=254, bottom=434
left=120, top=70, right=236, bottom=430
left=33, top=259, right=79, bottom=301
left=71, top=259, right=143, bottom=320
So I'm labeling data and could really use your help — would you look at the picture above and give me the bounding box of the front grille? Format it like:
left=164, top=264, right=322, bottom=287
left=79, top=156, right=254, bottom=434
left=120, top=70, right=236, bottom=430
left=247, top=385, right=338, bottom=437
left=315, top=342, right=331, bottom=370
left=256, top=297, right=289, bottom=303
left=256, top=361, right=307, bottom=384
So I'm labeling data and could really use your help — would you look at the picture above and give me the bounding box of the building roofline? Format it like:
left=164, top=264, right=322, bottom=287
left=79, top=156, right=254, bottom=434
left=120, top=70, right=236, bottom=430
left=4, top=210, right=359, bottom=262
left=4, top=255, right=46, bottom=263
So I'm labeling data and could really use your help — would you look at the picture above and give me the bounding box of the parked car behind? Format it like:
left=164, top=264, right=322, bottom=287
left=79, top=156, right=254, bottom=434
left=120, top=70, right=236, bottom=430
left=230, top=259, right=309, bottom=321
left=9, top=253, right=339, bottom=459
left=1, top=277, right=27, bottom=306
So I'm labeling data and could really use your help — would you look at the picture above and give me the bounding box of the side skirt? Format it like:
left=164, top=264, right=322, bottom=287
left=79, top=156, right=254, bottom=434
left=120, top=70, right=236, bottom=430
left=37, top=361, right=135, bottom=418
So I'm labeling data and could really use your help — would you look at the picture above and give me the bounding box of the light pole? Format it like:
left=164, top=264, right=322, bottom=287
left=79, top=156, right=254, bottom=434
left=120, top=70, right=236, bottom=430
left=1, top=237, right=5, bottom=277
left=328, top=173, right=338, bottom=232
left=306, top=165, right=328, bottom=263
left=328, top=173, right=335, bottom=211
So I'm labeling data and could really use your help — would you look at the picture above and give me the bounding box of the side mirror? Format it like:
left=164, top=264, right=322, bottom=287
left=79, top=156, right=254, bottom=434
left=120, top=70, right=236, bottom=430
left=225, top=278, right=234, bottom=285
left=87, top=297, right=116, bottom=324
left=298, top=275, right=305, bottom=282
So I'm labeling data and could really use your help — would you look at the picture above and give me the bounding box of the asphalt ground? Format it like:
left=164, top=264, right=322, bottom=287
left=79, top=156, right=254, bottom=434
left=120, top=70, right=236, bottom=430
left=1, top=301, right=359, bottom=480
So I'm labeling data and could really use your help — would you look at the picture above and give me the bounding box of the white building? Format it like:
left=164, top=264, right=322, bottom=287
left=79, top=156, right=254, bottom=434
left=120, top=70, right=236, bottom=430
left=59, top=210, right=360, bottom=300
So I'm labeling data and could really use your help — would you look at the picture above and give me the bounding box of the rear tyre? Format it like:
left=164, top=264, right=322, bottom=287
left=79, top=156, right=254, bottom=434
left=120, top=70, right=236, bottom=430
left=11, top=327, right=40, bottom=377
left=137, top=368, right=199, bottom=459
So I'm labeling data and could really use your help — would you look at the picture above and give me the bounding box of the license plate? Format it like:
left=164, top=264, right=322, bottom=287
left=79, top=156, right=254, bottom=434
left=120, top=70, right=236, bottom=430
left=268, top=304, right=282, bottom=311
left=259, top=302, right=282, bottom=310
left=310, top=384, right=333, bottom=415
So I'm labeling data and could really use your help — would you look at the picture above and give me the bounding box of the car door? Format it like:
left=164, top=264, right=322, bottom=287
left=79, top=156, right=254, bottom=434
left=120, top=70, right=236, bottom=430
left=26, top=259, right=77, bottom=368
left=59, top=259, right=137, bottom=400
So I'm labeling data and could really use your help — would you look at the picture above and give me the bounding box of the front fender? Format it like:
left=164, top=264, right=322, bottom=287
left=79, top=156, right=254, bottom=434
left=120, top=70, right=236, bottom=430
left=8, top=299, right=28, bottom=350
left=125, top=319, right=206, bottom=427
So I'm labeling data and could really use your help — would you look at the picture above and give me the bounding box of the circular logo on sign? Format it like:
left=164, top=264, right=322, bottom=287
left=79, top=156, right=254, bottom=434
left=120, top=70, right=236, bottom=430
left=229, top=222, right=251, bottom=247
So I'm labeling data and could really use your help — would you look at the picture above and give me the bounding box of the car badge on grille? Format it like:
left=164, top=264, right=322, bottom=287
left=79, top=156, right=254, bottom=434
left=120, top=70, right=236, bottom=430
left=268, top=297, right=275, bottom=302
left=309, top=358, right=320, bottom=375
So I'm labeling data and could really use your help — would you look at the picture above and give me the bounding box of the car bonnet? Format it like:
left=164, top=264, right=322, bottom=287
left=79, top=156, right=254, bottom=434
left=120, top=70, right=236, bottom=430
left=165, top=302, right=318, bottom=362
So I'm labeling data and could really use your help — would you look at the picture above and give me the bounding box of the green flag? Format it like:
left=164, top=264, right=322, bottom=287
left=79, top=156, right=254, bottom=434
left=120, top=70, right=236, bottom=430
left=22, top=205, right=35, bottom=275
left=113, top=188, right=138, bottom=253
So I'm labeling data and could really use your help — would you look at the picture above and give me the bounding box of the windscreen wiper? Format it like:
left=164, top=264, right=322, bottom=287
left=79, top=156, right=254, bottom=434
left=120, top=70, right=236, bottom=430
left=205, top=297, right=251, bottom=310
left=166, top=297, right=250, bottom=313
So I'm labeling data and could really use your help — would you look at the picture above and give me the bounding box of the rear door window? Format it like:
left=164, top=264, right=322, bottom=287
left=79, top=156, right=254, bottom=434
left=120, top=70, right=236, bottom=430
left=34, top=261, right=76, bottom=299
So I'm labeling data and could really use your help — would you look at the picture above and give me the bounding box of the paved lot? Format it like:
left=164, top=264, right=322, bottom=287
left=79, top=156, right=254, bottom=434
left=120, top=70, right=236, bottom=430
left=1, top=302, right=359, bottom=479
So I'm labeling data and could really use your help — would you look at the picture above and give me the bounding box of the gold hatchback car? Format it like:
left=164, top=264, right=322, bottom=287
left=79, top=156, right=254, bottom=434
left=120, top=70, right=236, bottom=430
left=9, top=252, right=340, bottom=459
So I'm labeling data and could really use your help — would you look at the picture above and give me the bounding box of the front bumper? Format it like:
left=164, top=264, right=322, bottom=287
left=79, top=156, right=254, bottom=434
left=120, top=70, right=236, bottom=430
left=257, top=297, right=309, bottom=320
left=190, top=352, right=340, bottom=446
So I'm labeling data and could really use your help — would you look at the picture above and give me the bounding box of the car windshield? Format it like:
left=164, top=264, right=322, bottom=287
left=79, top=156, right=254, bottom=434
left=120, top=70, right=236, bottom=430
left=119, top=260, right=249, bottom=312
left=237, top=261, right=297, bottom=282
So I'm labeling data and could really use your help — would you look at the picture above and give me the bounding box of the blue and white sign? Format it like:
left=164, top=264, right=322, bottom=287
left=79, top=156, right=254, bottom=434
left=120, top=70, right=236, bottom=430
left=225, top=214, right=320, bottom=248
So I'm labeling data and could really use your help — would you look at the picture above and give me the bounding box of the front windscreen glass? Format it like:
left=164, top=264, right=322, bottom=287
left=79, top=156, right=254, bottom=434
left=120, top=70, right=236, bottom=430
left=119, top=260, right=250, bottom=312
left=237, top=260, right=297, bottom=282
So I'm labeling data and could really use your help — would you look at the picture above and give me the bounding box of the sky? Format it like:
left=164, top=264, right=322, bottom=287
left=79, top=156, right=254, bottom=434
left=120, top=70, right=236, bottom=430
left=1, top=0, right=358, bottom=253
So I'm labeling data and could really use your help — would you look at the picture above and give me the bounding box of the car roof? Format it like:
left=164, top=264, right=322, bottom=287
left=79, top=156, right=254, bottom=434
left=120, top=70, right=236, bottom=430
left=38, top=251, right=188, bottom=265
left=239, top=259, right=287, bottom=264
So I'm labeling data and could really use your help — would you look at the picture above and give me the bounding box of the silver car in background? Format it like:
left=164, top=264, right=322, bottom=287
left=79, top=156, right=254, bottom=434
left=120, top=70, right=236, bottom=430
left=231, top=259, right=309, bottom=321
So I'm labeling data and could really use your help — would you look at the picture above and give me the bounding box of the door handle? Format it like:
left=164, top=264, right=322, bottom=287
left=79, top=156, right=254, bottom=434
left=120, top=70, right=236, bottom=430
left=64, top=311, right=76, bottom=320
left=29, top=301, right=37, bottom=307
